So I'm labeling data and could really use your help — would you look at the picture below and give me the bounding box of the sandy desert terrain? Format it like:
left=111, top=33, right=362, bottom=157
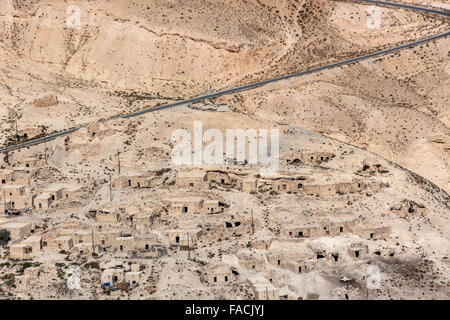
left=0, top=0, right=448, bottom=300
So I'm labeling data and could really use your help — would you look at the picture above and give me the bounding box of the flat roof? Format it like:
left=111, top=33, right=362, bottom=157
left=2, top=222, right=31, bottom=228
left=55, top=236, right=73, bottom=241
left=1, top=185, right=25, bottom=189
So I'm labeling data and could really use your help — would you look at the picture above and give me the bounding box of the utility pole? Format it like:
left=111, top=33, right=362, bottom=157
left=116, top=150, right=121, bottom=174
left=2, top=189, right=6, bottom=214
left=15, top=120, right=20, bottom=152
left=15, top=120, right=19, bottom=142
left=251, top=209, right=255, bottom=235
left=187, top=232, right=190, bottom=260
left=109, top=174, right=112, bottom=201
left=44, top=140, right=48, bottom=165
left=91, top=229, right=95, bottom=254
left=4, top=148, right=9, bottom=165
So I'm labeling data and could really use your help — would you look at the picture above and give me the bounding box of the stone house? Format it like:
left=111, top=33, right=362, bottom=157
left=9, top=243, right=33, bottom=259
left=95, top=211, right=119, bottom=224
left=49, top=236, right=74, bottom=251
left=35, top=194, right=53, bottom=210
left=242, top=178, right=257, bottom=192
left=115, top=236, right=135, bottom=252
left=134, top=234, right=153, bottom=252
left=0, top=185, right=31, bottom=210
left=0, top=222, right=32, bottom=240
left=177, top=171, right=208, bottom=189
left=168, top=198, right=204, bottom=215
left=95, top=230, right=121, bottom=252
left=101, top=268, right=125, bottom=286
left=204, top=263, right=234, bottom=284
left=285, top=258, right=317, bottom=274
left=167, top=228, right=202, bottom=249
left=355, top=227, right=391, bottom=240
left=347, top=244, right=369, bottom=259
left=247, top=275, right=280, bottom=300
left=74, top=243, right=94, bottom=255
left=206, top=171, right=232, bottom=186
left=62, top=187, right=82, bottom=199
left=125, top=271, right=142, bottom=286
left=0, top=170, right=13, bottom=185
left=43, top=186, right=64, bottom=202
left=202, top=200, right=224, bottom=214
left=301, top=152, right=335, bottom=164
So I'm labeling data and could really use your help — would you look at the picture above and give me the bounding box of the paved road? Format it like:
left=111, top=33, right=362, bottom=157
left=1, top=0, right=449, bottom=153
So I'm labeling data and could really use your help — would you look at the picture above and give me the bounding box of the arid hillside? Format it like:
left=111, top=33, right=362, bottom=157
left=0, top=106, right=449, bottom=299
left=216, top=32, right=450, bottom=193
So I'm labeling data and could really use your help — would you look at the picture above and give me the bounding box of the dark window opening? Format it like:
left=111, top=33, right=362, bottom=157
left=355, top=250, right=360, bottom=258
left=389, top=252, right=395, bottom=257
left=224, top=276, right=228, bottom=282
left=1, top=179, right=5, bottom=184
left=189, top=183, right=194, bottom=187
left=234, top=222, right=241, bottom=227
left=298, top=183, right=303, bottom=189
left=26, top=163, right=30, bottom=168
left=332, top=254, right=339, bottom=262
left=298, top=231, right=303, bottom=237
left=277, top=260, right=281, bottom=266
left=340, top=227, right=344, bottom=233
left=221, top=179, right=225, bottom=184
left=298, top=266, right=302, bottom=273
left=213, top=277, right=217, bottom=283
left=225, top=222, right=233, bottom=228
left=51, top=195, right=55, bottom=201
left=145, top=244, right=150, bottom=250
left=317, top=254, right=325, bottom=259
left=232, top=270, right=239, bottom=276
left=119, top=245, right=123, bottom=251
left=175, top=236, right=180, bottom=243
left=128, top=180, right=131, bottom=186
left=370, top=233, right=374, bottom=239
left=182, top=206, right=188, bottom=213
left=374, top=251, right=381, bottom=256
